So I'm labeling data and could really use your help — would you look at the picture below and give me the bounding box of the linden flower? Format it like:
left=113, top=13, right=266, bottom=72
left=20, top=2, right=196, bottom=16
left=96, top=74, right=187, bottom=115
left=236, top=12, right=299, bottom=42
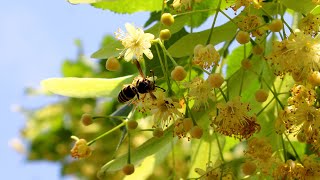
left=237, top=15, right=267, bottom=37
left=298, top=13, right=320, bottom=36
left=244, top=137, right=275, bottom=175
left=312, top=0, right=320, bottom=5
left=288, top=104, right=320, bottom=146
left=211, top=96, right=260, bottom=140
left=70, top=136, right=91, bottom=159
left=184, top=77, right=216, bottom=110
left=115, top=23, right=154, bottom=61
left=266, top=31, right=320, bottom=81
left=274, top=106, right=295, bottom=134
left=150, top=91, right=183, bottom=128
left=230, top=0, right=252, bottom=11
left=172, top=0, right=202, bottom=11
left=273, top=155, right=320, bottom=179
left=272, top=160, right=305, bottom=179
left=287, top=84, right=316, bottom=107
left=193, top=44, right=220, bottom=69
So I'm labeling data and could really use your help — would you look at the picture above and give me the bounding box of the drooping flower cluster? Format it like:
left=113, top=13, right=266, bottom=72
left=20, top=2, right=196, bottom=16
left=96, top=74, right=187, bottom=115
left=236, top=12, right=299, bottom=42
left=193, top=44, right=220, bottom=70
left=70, top=136, right=91, bottom=159
left=298, top=13, right=320, bottom=36
left=273, top=155, right=320, bottom=179
left=275, top=84, right=320, bottom=152
left=237, top=14, right=267, bottom=37
left=172, top=0, right=202, bottom=11
left=266, top=30, right=320, bottom=81
left=211, top=96, right=260, bottom=140
left=184, top=77, right=216, bottom=110
left=173, top=118, right=193, bottom=139
left=134, top=91, right=183, bottom=128
left=115, top=23, right=154, bottom=61
left=244, top=137, right=276, bottom=175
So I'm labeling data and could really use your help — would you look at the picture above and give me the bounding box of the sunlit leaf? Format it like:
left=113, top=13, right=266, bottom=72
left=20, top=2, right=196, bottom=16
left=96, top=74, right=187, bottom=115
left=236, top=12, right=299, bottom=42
left=188, top=132, right=224, bottom=178
left=91, top=38, right=122, bottom=59
left=92, top=0, right=162, bottom=14
left=123, top=141, right=172, bottom=180
left=281, top=0, right=316, bottom=14
left=98, top=127, right=174, bottom=176
left=41, top=75, right=134, bottom=98
left=168, top=21, right=237, bottom=57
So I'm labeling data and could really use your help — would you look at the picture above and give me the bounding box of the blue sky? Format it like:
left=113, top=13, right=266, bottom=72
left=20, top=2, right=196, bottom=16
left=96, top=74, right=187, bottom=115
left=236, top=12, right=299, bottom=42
left=0, top=1, right=148, bottom=179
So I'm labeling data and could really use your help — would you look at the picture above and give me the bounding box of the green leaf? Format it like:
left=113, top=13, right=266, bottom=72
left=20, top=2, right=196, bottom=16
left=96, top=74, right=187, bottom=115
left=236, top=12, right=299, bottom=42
left=98, top=127, right=174, bottom=177
left=168, top=21, right=237, bottom=58
left=188, top=132, right=224, bottom=178
left=281, top=0, right=316, bottom=14
left=145, top=15, right=189, bottom=35
left=92, top=0, right=162, bottom=14
left=123, top=140, right=172, bottom=180
left=91, top=37, right=122, bottom=59
left=41, top=75, right=134, bottom=98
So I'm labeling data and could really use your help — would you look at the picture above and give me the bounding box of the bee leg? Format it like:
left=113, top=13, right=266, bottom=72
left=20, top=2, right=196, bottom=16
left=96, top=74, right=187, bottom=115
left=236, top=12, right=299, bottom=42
left=149, top=91, right=157, bottom=100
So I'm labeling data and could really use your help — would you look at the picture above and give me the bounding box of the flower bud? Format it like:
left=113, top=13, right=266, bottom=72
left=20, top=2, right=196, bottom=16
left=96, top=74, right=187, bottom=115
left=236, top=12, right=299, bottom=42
left=159, top=29, right=171, bottom=40
left=171, top=66, right=187, bottom=81
left=236, top=31, right=250, bottom=44
left=161, top=13, right=174, bottom=26
left=106, top=57, right=120, bottom=71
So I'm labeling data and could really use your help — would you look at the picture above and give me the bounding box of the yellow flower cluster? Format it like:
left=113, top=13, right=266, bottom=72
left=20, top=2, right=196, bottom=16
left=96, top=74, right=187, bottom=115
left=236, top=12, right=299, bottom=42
left=211, top=96, right=260, bottom=140
left=273, top=155, right=320, bottom=179
left=299, top=13, right=320, bottom=36
left=244, top=138, right=275, bottom=175
left=275, top=84, right=320, bottom=151
left=184, top=77, right=216, bottom=110
left=237, top=14, right=267, bottom=37
left=193, top=44, right=220, bottom=70
left=266, top=31, right=320, bottom=81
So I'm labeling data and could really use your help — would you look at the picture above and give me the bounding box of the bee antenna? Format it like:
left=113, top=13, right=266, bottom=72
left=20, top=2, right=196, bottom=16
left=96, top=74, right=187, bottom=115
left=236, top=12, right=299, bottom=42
left=156, top=85, right=166, bottom=92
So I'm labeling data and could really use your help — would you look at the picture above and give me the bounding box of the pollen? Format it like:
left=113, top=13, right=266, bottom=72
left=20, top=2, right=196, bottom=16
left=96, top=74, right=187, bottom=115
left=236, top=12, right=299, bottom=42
left=193, top=44, right=220, bottom=70
left=211, top=96, right=260, bottom=140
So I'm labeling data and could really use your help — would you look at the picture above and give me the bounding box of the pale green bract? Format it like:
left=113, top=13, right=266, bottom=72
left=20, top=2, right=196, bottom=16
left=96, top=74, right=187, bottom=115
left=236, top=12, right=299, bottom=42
left=41, top=75, right=134, bottom=98
left=98, top=127, right=175, bottom=176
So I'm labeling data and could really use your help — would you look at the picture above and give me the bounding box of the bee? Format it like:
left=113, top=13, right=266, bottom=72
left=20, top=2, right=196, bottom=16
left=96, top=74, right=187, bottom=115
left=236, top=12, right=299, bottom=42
left=118, top=60, right=162, bottom=103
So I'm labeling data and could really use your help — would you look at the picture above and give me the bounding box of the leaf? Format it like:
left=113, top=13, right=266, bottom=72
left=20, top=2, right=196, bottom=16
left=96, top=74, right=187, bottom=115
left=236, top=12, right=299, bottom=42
left=98, top=126, right=175, bottom=177
left=281, top=0, right=316, bottom=14
left=188, top=132, right=224, bottom=178
left=123, top=140, right=172, bottom=180
left=91, top=37, right=122, bottom=59
left=41, top=75, right=134, bottom=98
left=145, top=15, right=189, bottom=35
left=92, top=0, right=162, bottom=14
left=168, top=21, right=237, bottom=58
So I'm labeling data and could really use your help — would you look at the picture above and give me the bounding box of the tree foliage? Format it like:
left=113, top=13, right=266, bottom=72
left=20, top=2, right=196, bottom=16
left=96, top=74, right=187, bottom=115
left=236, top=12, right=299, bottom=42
left=19, top=0, right=320, bottom=179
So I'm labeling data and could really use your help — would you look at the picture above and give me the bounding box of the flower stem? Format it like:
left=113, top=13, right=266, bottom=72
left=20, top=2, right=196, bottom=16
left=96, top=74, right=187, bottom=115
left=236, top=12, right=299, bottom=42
left=206, top=0, right=222, bottom=44
left=127, top=132, right=131, bottom=164
left=284, top=133, right=302, bottom=163
left=280, top=134, right=288, bottom=162
left=87, top=121, right=126, bottom=146
left=214, top=131, right=225, bottom=163
left=155, top=43, right=173, bottom=95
